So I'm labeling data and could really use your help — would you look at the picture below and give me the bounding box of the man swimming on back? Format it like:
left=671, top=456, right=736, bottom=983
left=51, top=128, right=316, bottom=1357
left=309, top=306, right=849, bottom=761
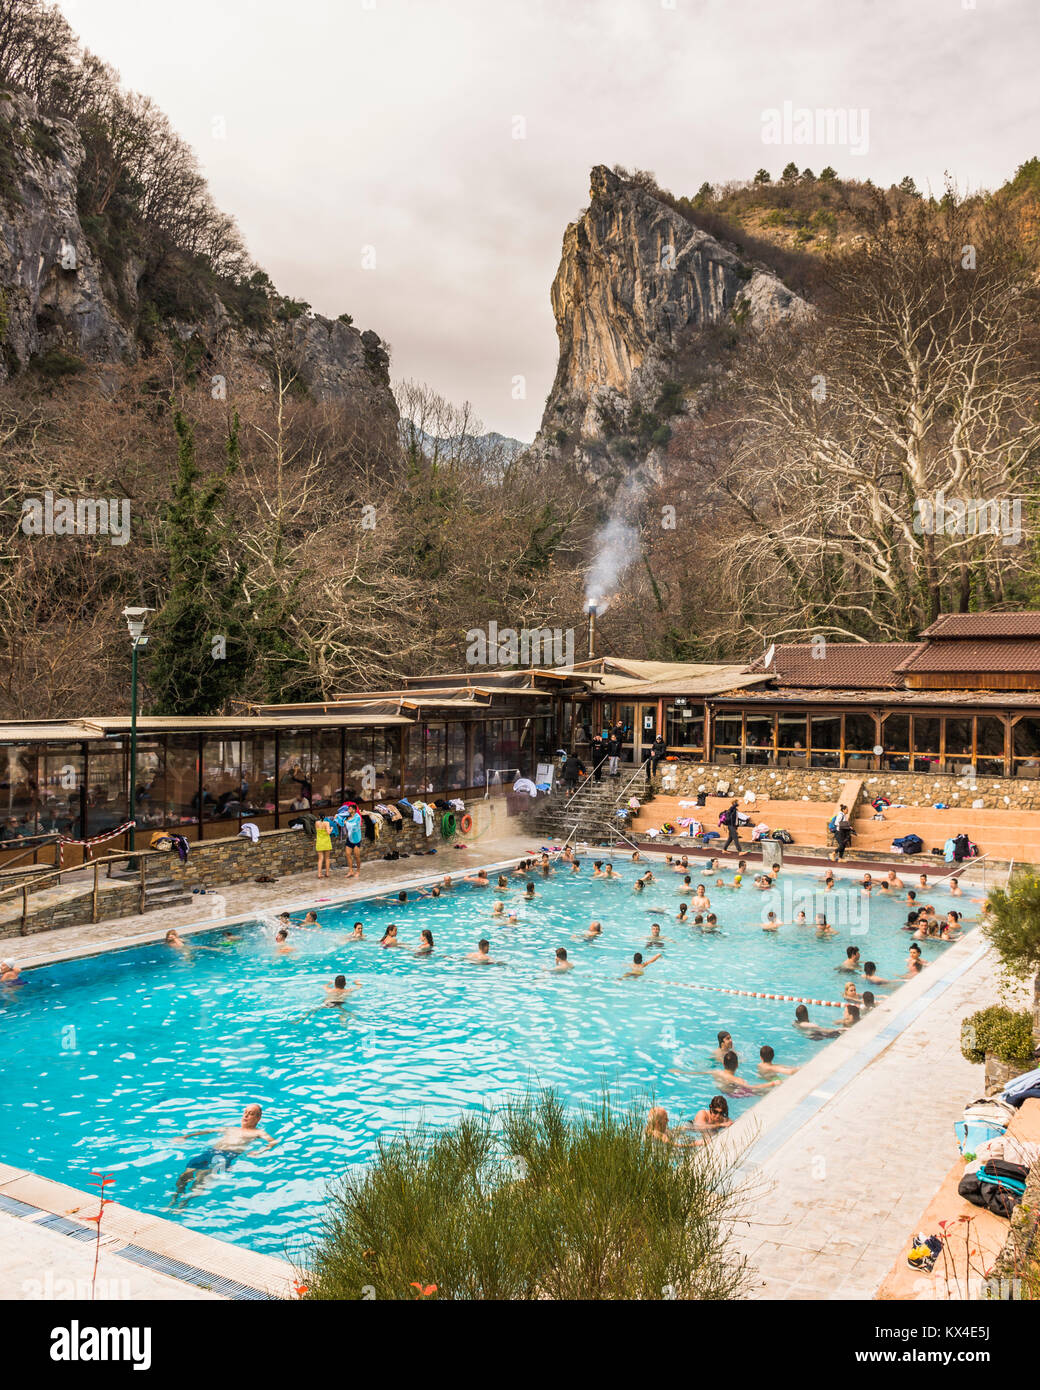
left=173, top=1103, right=278, bottom=1202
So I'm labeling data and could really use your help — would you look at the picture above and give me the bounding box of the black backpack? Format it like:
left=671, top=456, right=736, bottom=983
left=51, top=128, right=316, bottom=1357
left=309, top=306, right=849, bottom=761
left=771, top=828, right=794, bottom=844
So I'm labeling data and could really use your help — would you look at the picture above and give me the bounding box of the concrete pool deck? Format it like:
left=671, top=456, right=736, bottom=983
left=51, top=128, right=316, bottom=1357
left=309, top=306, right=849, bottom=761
left=720, top=927, right=1025, bottom=1300
left=0, top=841, right=1011, bottom=1301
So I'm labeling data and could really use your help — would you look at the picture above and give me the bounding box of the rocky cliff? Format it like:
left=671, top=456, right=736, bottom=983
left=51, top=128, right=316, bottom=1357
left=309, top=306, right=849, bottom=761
left=0, top=89, right=395, bottom=419
left=535, top=165, right=809, bottom=486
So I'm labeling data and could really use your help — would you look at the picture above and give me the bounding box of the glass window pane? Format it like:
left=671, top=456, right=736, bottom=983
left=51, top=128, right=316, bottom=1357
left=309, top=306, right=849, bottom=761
left=777, top=714, right=807, bottom=750
left=845, top=714, right=876, bottom=751
left=913, top=718, right=940, bottom=755
left=446, top=723, right=466, bottom=791
left=163, top=734, right=200, bottom=831
left=1014, top=718, right=1040, bottom=764
left=312, top=730, right=342, bottom=811
left=1, top=744, right=40, bottom=844
left=945, top=718, right=973, bottom=756
left=810, top=716, right=841, bottom=750
left=715, top=715, right=742, bottom=746
left=241, top=735, right=276, bottom=829
left=977, top=717, right=1006, bottom=759
left=278, top=732, right=313, bottom=819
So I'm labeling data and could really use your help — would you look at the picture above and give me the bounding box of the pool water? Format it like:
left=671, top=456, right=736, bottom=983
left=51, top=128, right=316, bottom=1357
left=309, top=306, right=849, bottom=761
left=0, top=858, right=970, bottom=1259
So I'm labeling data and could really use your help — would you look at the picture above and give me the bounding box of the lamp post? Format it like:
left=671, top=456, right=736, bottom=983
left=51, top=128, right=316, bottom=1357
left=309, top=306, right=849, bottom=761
left=122, top=607, right=154, bottom=853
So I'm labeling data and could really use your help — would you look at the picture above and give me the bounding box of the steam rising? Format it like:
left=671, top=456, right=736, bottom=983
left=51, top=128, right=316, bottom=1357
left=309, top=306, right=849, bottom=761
left=585, top=474, right=647, bottom=614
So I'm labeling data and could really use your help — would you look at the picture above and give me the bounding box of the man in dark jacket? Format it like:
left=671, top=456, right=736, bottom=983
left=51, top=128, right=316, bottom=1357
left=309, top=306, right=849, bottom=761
left=591, top=737, right=608, bottom=783
left=650, top=735, right=667, bottom=777
left=722, top=800, right=741, bottom=852
left=561, top=754, right=585, bottom=790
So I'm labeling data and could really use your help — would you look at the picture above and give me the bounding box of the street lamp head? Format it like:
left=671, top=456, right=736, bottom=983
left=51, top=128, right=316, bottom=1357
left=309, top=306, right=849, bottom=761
left=122, top=606, right=154, bottom=643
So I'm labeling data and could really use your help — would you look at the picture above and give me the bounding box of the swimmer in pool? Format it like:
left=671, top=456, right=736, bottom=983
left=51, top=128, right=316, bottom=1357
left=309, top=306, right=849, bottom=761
left=762, top=912, right=780, bottom=932
left=949, top=876, right=963, bottom=898
left=757, top=1045, right=797, bottom=1077
left=415, top=929, right=434, bottom=956
left=621, top=951, right=661, bottom=979
left=342, top=922, right=364, bottom=942
left=700, top=913, right=720, bottom=933
left=690, top=884, right=710, bottom=911
left=313, top=975, right=361, bottom=1011
left=173, top=1104, right=277, bottom=1202
left=466, top=938, right=495, bottom=964
left=467, top=870, right=490, bottom=887
left=549, top=947, right=574, bottom=974
left=0, top=958, right=23, bottom=983
left=379, top=924, right=404, bottom=947
left=274, top=929, right=294, bottom=955
left=793, top=1004, right=840, bottom=1039
left=646, top=923, right=668, bottom=947
left=677, top=903, right=689, bottom=923
left=710, top=1051, right=781, bottom=1096
left=691, top=1096, right=732, bottom=1132
left=645, top=1106, right=703, bottom=1148
left=492, top=901, right=505, bottom=917
left=165, top=930, right=189, bottom=952
left=837, top=946, right=861, bottom=973
left=581, top=920, right=603, bottom=941
left=862, top=961, right=893, bottom=988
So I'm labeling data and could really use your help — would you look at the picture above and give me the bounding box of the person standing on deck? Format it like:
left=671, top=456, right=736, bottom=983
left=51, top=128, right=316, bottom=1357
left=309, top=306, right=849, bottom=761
left=721, top=800, right=741, bottom=853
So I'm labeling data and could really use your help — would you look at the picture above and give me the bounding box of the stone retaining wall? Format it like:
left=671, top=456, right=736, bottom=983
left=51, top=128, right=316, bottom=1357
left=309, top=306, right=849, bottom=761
left=158, top=819, right=439, bottom=887
left=657, top=761, right=1040, bottom=810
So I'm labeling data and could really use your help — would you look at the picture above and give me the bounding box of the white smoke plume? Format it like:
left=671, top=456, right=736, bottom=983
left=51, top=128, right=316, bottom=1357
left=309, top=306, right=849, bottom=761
left=585, top=474, right=648, bottom=614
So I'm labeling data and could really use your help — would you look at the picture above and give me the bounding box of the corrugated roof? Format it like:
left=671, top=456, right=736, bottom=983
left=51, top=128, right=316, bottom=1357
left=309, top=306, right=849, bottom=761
left=748, top=643, right=919, bottom=689
left=895, top=640, right=1040, bottom=675
left=920, top=613, right=1040, bottom=639
left=0, top=714, right=412, bottom=742
left=599, top=670, right=775, bottom=697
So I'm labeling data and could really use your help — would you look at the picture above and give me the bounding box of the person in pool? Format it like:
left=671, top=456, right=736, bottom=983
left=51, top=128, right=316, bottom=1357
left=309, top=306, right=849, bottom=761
left=343, top=922, right=364, bottom=942
left=621, top=951, right=661, bottom=979
left=793, top=1004, right=840, bottom=1039
left=862, top=960, right=893, bottom=988
left=838, top=946, right=861, bottom=973
left=173, top=1104, right=277, bottom=1201
left=646, top=922, right=668, bottom=947
left=467, top=870, right=490, bottom=887
left=380, top=924, right=403, bottom=948
left=582, top=920, right=603, bottom=941
left=415, top=929, right=434, bottom=956
left=466, top=938, right=495, bottom=964
left=274, top=929, right=294, bottom=955
left=524, top=882, right=536, bottom=899
left=710, top=1051, right=781, bottom=1096
left=701, top=912, right=720, bottom=933
left=496, top=875, right=509, bottom=890
left=757, top=1046, right=797, bottom=1077
left=645, top=1106, right=703, bottom=1148
left=690, top=884, right=710, bottom=911
left=320, top=975, right=361, bottom=1008
left=550, top=947, right=574, bottom=973
left=165, top=930, right=189, bottom=952
left=712, top=1031, right=735, bottom=1062
left=677, top=902, right=689, bottom=923
left=691, top=1096, right=732, bottom=1133
left=762, top=912, right=780, bottom=932
left=0, top=958, right=23, bottom=983
left=861, top=990, right=877, bottom=1012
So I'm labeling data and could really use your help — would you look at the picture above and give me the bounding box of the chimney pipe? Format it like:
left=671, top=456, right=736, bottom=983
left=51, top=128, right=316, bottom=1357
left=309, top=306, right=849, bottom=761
left=587, top=604, right=597, bottom=660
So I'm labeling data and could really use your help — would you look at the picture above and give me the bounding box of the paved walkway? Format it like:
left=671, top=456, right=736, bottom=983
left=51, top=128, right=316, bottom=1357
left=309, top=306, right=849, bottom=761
left=3, top=827, right=537, bottom=968
left=722, top=931, right=1027, bottom=1299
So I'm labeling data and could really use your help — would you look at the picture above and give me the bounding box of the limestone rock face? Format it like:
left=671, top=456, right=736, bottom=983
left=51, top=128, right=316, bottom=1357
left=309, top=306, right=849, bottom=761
left=0, top=92, right=132, bottom=370
left=0, top=90, right=395, bottom=421
left=536, top=165, right=809, bottom=464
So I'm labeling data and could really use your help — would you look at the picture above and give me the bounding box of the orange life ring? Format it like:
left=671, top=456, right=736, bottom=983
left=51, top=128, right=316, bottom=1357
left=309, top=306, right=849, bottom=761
left=459, top=813, right=473, bottom=833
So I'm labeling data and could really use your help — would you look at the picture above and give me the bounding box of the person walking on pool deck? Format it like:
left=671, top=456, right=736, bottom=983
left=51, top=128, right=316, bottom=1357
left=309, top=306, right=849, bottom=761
left=721, top=800, right=741, bottom=852
left=173, top=1104, right=277, bottom=1202
left=830, top=804, right=853, bottom=861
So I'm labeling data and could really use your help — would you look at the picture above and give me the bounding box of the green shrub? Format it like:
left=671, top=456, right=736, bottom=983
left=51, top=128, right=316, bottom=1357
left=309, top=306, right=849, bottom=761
left=983, top=872, right=1040, bottom=980
left=960, top=1006, right=1037, bottom=1066
left=30, top=349, right=84, bottom=381
left=303, top=1091, right=750, bottom=1301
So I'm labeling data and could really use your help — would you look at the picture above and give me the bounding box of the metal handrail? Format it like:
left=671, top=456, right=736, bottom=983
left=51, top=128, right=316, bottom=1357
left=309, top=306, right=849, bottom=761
left=929, top=852, right=994, bottom=887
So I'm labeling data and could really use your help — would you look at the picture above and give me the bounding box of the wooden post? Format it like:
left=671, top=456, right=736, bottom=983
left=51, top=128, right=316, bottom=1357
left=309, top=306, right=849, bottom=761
left=21, top=884, right=28, bottom=935
left=92, top=860, right=100, bottom=924
left=139, top=854, right=146, bottom=913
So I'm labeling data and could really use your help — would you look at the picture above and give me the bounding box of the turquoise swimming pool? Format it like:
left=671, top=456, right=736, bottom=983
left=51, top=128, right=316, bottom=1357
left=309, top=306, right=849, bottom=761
left=0, top=858, right=969, bottom=1257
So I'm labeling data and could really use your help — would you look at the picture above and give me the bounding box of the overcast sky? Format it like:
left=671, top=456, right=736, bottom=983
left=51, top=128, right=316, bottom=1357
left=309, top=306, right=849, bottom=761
left=58, top=0, right=1038, bottom=438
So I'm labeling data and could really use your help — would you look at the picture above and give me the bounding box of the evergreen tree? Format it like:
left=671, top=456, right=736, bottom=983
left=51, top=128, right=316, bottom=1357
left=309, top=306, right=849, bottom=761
left=148, top=408, right=252, bottom=714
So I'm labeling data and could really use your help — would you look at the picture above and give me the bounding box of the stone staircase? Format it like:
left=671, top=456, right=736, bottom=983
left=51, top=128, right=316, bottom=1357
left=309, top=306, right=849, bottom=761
left=523, top=767, right=652, bottom=845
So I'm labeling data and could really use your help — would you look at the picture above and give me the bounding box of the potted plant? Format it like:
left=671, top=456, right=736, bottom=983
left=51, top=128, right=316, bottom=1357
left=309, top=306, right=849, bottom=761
left=960, top=1006, right=1038, bottom=1094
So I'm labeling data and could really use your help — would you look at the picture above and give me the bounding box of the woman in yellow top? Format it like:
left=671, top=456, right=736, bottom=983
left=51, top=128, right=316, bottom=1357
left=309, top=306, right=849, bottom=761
left=315, top=817, right=333, bottom=879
